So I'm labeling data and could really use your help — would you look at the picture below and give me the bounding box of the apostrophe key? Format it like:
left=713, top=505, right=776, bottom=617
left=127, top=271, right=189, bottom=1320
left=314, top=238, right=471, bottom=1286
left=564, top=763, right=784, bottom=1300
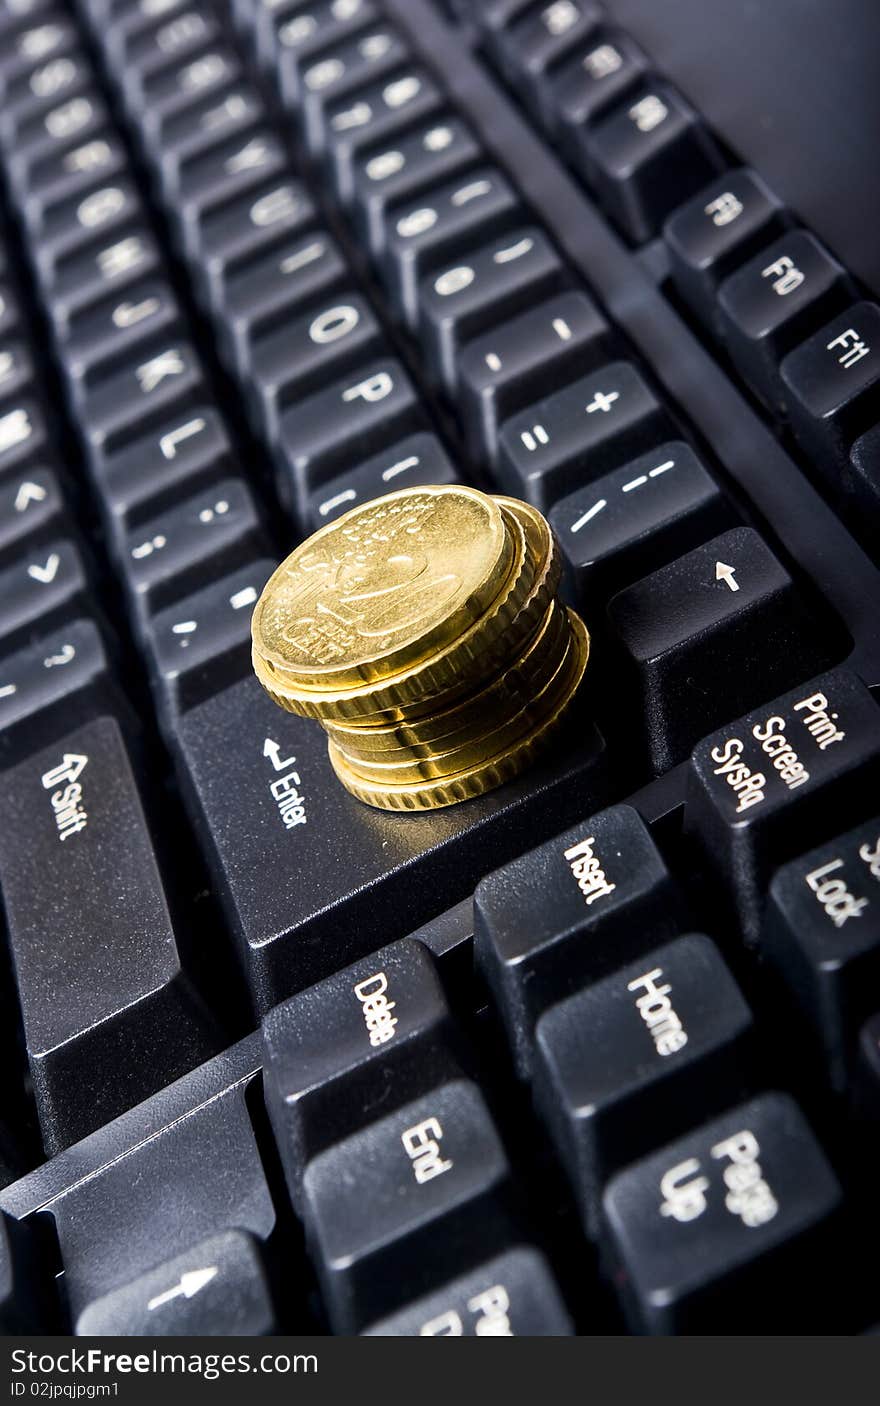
left=0, top=716, right=218, bottom=1152
left=601, top=1093, right=843, bottom=1333
left=301, top=1079, right=513, bottom=1332
left=263, top=938, right=460, bottom=1208
left=533, top=934, right=753, bottom=1233
left=474, top=803, right=682, bottom=1076
left=763, top=817, right=880, bottom=1091
left=685, top=670, right=880, bottom=943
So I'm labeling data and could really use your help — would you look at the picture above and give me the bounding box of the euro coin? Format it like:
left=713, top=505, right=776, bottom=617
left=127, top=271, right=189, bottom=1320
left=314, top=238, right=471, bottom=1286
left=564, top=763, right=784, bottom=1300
left=251, top=484, right=591, bottom=811
left=252, top=484, right=512, bottom=694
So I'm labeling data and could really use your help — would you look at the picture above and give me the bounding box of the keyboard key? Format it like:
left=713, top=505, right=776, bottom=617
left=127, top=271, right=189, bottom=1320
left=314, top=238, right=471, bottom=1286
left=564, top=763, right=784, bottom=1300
left=474, top=803, right=682, bottom=1075
left=0, top=715, right=218, bottom=1151
left=353, top=113, right=483, bottom=259
left=717, top=231, right=852, bottom=411
left=0, top=617, right=115, bottom=765
left=147, top=82, right=264, bottom=175
left=685, top=669, right=880, bottom=943
left=173, top=130, right=290, bottom=258
left=606, top=526, right=829, bottom=771
left=191, top=178, right=315, bottom=303
left=306, top=430, right=459, bottom=531
left=247, top=291, right=382, bottom=444
left=301, top=1079, right=512, bottom=1332
left=172, top=674, right=606, bottom=1011
left=550, top=442, right=733, bottom=607
left=273, top=0, right=382, bottom=110
left=299, top=22, right=410, bottom=157
left=91, top=405, right=235, bottom=534
left=497, top=361, right=672, bottom=510
left=781, top=302, right=880, bottom=473
left=32, top=176, right=143, bottom=273
left=664, top=169, right=788, bottom=325
left=551, top=30, right=646, bottom=136
left=496, top=0, right=600, bottom=121
left=763, top=817, right=880, bottom=1091
left=47, top=225, right=162, bottom=325
left=0, top=537, right=89, bottom=651
left=52, top=1076, right=275, bottom=1320
left=585, top=83, right=720, bottom=243
left=418, top=226, right=565, bottom=394
left=533, top=933, right=753, bottom=1233
left=120, top=477, right=263, bottom=624
left=20, top=131, right=127, bottom=210
left=363, top=1246, right=572, bottom=1335
left=146, top=557, right=274, bottom=717
left=383, top=165, right=521, bottom=330
left=218, top=229, right=348, bottom=378
left=74, top=1229, right=277, bottom=1336
left=60, top=274, right=182, bottom=393
left=0, top=340, right=34, bottom=403
left=0, top=465, right=64, bottom=563
left=325, top=64, right=442, bottom=207
left=846, top=424, right=880, bottom=529
left=275, top=356, right=424, bottom=524
left=601, top=1093, right=842, bottom=1333
left=263, top=938, right=459, bottom=1207
left=458, top=289, right=610, bottom=466
left=0, top=399, right=49, bottom=479
left=80, top=340, right=203, bottom=459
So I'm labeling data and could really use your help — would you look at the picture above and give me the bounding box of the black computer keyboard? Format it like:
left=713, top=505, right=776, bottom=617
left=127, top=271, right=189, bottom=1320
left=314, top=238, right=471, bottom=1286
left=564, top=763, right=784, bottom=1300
left=0, top=0, right=877, bottom=1337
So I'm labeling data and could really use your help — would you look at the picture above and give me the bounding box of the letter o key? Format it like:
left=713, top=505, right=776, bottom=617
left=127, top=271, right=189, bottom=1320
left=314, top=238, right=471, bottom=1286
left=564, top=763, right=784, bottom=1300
left=309, top=304, right=360, bottom=344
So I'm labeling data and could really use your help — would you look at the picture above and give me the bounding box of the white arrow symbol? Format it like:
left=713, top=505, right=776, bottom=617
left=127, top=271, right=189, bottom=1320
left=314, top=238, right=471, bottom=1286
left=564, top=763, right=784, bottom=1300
left=28, top=552, right=60, bottom=584
left=715, top=561, right=739, bottom=592
left=147, top=1266, right=218, bottom=1313
left=263, top=737, right=296, bottom=772
left=40, top=752, right=88, bottom=790
left=14, top=480, right=47, bottom=512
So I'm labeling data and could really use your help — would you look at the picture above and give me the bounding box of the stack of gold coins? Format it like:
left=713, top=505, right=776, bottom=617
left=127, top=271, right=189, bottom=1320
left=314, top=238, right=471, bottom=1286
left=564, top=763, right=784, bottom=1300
left=251, top=484, right=590, bottom=811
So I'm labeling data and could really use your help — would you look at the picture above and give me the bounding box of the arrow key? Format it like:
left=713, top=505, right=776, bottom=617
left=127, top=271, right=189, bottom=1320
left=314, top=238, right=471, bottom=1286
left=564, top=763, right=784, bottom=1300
left=605, top=526, right=833, bottom=772
left=75, top=1229, right=277, bottom=1336
left=0, top=468, right=64, bottom=566
left=0, top=538, right=90, bottom=653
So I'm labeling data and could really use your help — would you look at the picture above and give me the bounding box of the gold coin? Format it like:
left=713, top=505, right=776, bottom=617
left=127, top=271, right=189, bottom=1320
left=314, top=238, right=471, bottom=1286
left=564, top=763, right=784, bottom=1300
left=329, top=611, right=577, bottom=784
left=328, top=609, right=590, bottom=809
left=255, top=500, right=537, bottom=721
left=252, top=484, right=512, bottom=693
left=324, top=597, right=569, bottom=761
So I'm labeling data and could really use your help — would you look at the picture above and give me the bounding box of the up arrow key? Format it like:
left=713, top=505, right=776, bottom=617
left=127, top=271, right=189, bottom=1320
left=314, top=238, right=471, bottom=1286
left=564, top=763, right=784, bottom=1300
left=715, top=561, right=739, bottom=591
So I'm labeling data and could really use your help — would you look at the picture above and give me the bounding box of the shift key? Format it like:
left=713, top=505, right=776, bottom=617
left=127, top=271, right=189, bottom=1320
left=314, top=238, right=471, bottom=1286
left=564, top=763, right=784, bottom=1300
left=0, top=717, right=218, bottom=1153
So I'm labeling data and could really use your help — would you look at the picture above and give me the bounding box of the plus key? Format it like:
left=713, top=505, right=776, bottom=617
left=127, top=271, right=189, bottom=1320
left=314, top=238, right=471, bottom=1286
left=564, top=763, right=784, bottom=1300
left=497, top=361, right=673, bottom=511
